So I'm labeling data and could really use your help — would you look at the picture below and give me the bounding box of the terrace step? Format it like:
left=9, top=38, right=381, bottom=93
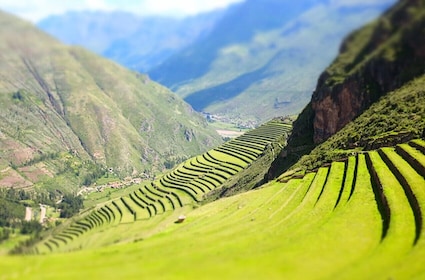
left=379, top=148, right=425, bottom=244
left=30, top=119, right=292, bottom=253
left=213, top=148, right=252, bottom=164
left=397, top=143, right=425, bottom=178
left=367, top=150, right=416, bottom=245
left=315, top=161, right=345, bottom=209
left=269, top=168, right=328, bottom=233
left=409, top=139, right=425, bottom=155
left=335, top=156, right=357, bottom=208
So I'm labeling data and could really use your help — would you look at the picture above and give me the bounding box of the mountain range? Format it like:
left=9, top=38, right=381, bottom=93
left=150, top=0, right=397, bottom=124
left=0, top=11, right=221, bottom=191
left=37, top=1, right=396, bottom=126
left=268, top=0, right=425, bottom=177
left=38, top=9, right=227, bottom=72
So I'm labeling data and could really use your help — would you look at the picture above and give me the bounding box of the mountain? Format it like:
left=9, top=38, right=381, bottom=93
left=37, top=10, right=226, bottom=72
left=0, top=11, right=222, bottom=191
left=311, top=0, right=425, bottom=143
left=149, top=0, right=396, bottom=125
left=3, top=1, right=425, bottom=278
left=268, top=0, right=425, bottom=177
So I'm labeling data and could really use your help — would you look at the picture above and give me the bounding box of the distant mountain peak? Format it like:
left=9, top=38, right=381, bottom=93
left=149, top=0, right=396, bottom=125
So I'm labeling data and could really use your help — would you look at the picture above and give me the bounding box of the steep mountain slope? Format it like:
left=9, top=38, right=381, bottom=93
left=0, top=11, right=222, bottom=191
left=311, top=0, right=425, bottom=143
left=290, top=75, right=425, bottom=173
left=37, top=10, right=226, bottom=72
left=149, top=0, right=395, bottom=124
left=268, top=0, right=425, bottom=177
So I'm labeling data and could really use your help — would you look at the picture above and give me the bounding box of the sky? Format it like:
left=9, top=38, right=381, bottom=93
left=0, top=0, right=244, bottom=22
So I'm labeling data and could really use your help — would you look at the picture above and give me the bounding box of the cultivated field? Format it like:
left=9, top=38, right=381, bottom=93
left=29, top=120, right=292, bottom=254
left=2, top=137, right=424, bottom=279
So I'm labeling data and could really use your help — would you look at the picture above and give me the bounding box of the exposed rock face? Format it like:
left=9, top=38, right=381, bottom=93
left=311, top=0, right=425, bottom=143
left=313, top=61, right=392, bottom=142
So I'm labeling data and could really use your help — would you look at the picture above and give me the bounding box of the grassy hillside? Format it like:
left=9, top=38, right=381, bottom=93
left=310, top=0, right=425, bottom=143
left=11, top=119, right=291, bottom=253
left=2, top=139, right=425, bottom=279
left=292, top=75, right=425, bottom=172
left=149, top=0, right=395, bottom=125
left=0, top=11, right=222, bottom=191
left=1, top=1, right=424, bottom=279
left=268, top=0, right=425, bottom=177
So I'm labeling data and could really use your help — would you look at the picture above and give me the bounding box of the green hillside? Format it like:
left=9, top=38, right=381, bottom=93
left=281, top=73, right=425, bottom=176
left=1, top=0, right=425, bottom=279
left=2, top=139, right=425, bottom=279
left=149, top=0, right=395, bottom=125
left=270, top=0, right=425, bottom=177
left=11, top=119, right=291, bottom=253
left=309, top=0, right=425, bottom=143
left=0, top=11, right=222, bottom=192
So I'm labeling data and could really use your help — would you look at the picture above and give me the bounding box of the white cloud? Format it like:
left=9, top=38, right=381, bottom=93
left=0, top=0, right=244, bottom=22
left=329, top=0, right=396, bottom=7
left=138, top=0, right=242, bottom=15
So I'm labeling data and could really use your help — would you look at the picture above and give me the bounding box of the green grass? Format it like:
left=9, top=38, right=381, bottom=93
left=335, top=156, right=356, bottom=208
left=380, top=147, right=425, bottom=242
left=9, top=119, right=291, bottom=254
left=208, top=150, right=248, bottom=167
left=291, top=74, right=425, bottom=173
left=352, top=150, right=417, bottom=278
left=411, top=139, right=425, bottom=153
left=0, top=232, right=30, bottom=255
left=4, top=89, right=425, bottom=280
left=2, top=142, right=425, bottom=278
left=266, top=167, right=329, bottom=235
left=396, top=143, right=425, bottom=177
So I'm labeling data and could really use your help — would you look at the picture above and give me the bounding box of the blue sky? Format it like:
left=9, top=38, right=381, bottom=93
left=0, top=0, right=395, bottom=23
left=0, top=0, right=244, bottom=22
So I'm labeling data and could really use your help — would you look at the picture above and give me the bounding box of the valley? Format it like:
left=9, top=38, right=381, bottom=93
left=1, top=0, right=425, bottom=279
left=37, top=0, right=397, bottom=126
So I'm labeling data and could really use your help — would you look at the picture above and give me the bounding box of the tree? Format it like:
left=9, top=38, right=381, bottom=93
left=20, top=220, right=42, bottom=235
left=58, top=194, right=83, bottom=218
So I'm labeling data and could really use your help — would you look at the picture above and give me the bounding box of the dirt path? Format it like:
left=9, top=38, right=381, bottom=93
left=216, top=129, right=244, bottom=138
left=25, top=207, right=32, bottom=221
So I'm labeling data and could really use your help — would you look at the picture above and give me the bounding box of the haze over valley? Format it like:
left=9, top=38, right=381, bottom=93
left=37, top=0, right=396, bottom=125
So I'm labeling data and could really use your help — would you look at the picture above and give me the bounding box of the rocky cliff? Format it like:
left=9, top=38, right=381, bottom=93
left=267, top=0, right=425, bottom=179
left=312, top=0, right=425, bottom=143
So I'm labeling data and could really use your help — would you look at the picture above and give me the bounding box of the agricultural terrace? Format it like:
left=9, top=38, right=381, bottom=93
left=30, top=120, right=291, bottom=253
left=2, top=139, right=425, bottom=279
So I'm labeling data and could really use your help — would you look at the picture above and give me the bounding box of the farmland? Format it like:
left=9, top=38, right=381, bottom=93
left=21, top=120, right=291, bottom=254
left=1, top=1, right=425, bottom=278
left=2, top=136, right=424, bottom=279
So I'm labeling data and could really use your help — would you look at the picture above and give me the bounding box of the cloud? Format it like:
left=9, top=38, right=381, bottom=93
left=0, top=0, right=244, bottom=22
left=329, top=0, right=396, bottom=7
left=137, top=0, right=243, bottom=15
